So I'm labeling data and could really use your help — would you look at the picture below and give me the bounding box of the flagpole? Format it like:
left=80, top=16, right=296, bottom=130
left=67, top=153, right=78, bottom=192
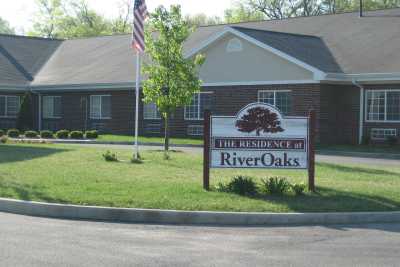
left=134, top=50, right=141, bottom=159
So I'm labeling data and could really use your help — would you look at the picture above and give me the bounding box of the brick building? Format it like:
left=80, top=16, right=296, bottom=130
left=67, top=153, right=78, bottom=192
left=1, top=9, right=400, bottom=144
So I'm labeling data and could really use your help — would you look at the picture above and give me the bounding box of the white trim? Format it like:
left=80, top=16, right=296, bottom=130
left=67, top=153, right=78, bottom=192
left=202, top=80, right=319, bottom=87
left=365, top=89, right=400, bottom=123
left=185, top=27, right=326, bottom=81
left=90, top=95, right=112, bottom=120
left=184, top=91, right=213, bottom=121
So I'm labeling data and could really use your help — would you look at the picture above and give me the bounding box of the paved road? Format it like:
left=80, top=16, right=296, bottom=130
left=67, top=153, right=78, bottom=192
left=1, top=212, right=399, bottom=267
left=70, top=143, right=400, bottom=167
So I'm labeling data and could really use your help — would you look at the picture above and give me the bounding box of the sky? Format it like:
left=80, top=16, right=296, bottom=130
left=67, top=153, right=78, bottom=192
left=0, top=0, right=234, bottom=34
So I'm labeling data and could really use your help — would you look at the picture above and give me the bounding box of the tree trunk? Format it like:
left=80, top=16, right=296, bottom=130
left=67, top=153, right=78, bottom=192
left=164, top=113, right=170, bottom=153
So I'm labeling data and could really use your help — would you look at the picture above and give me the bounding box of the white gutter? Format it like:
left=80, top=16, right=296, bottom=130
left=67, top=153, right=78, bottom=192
left=352, top=79, right=364, bottom=145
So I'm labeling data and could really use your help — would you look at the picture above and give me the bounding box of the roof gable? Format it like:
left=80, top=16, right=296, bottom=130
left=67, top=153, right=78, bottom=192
left=186, top=27, right=327, bottom=80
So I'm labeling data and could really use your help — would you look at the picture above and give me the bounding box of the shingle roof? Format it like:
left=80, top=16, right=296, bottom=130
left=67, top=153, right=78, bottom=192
left=31, top=35, right=137, bottom=86
left=1, top=8, right=400, bottom=87
left=231, top=26, right=343, bottom=73
left=186, top=8, right=400, bottom=75
left=0, top=34, right=61, bottom=86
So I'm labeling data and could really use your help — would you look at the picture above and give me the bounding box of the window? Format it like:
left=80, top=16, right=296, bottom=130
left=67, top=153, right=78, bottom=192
left=143, top=103, right=161, bottom=120
left=0, top=96, right=20, bottom=118
left=90, top=95, right=111, bottom=119
left=226, top=38, right=243, bottom=53
left=371, top=128, right=397, bottom=140
left=184, top=92, right=213, bottom=120
left=43, top=96, right=62, bottom=119
left=187, top=125, right=204, bottom=136
left=366, top=90, right=400, bottom=122
left=258, top=90, right=292, bottom=115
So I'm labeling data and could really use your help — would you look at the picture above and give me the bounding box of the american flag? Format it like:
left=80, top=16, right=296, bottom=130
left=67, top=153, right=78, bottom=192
left=132, top=0, right=148, bottom=52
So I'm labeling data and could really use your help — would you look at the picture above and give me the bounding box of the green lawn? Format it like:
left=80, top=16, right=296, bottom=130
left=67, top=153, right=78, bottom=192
left=0, top=143, right=399, bottom=213
left=97, top=135, right=203, bottom=146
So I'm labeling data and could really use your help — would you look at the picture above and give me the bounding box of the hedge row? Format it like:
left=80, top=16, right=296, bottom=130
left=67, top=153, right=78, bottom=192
left=0, top=129, right=98, bottom=139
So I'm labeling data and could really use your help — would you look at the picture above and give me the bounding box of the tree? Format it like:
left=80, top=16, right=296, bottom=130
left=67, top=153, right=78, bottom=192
left=143, top=5, right=205, bottom=156
left=0, top=17, right=15, bottom=34
left=224, top=1, right=265, bottom=23
left=111, top=0, right=133, bottom=34
left=30, top=0, right=64, bottom=38
left=235, top=107, right=284, bottom=136
left=184, top=13, right=222, bottom=27
left=30, top=0, right=114, bottom=38
left=16, top=92, right=35, bottom=131
left=247, top=0, right=299, bottom=19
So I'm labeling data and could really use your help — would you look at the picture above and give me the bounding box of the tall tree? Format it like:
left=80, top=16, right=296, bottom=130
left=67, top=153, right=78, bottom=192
left=224, top=1, right=265, bottom=23
left=184, top=13, right=222, bottom=27
left=30, top=0, right=114, bottom=38
left=111, top=0, right=133, bottom=34
left=247, top=0, right=299, bottom=19
left=143, top=5, right=205, bottom=157
left=0, top=17, right=15, bottom=34
left=30, top=0, right=64, bottom=38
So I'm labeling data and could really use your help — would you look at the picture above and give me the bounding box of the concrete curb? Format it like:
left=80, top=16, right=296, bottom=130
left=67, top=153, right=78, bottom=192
left=1, top=197, right=400, bottom=226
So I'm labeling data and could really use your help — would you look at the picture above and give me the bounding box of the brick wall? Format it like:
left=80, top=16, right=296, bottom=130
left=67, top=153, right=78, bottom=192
left=0, top=83, right=373, bottom=145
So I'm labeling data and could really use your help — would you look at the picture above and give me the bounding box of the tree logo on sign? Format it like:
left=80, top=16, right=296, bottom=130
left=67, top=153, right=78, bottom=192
left=235, top=106, right=285, bottom=136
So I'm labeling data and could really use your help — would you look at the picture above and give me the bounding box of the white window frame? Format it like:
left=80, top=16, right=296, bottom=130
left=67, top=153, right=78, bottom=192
left=187, top=125, right=204, bottom=136
left=365, top=89, right=400, bottom=123
left=258, top=90, right=292, bottom=114
left=0, top=95, right=20, bottom=118
left=42, top=96, right=62, bottom=119
left=143, top=103, right=161, bottom=120
left=90, top=95, right=111, bottom=120
left=184, top=92, right=213, bottom=121
left=370, top=128, right=397, bottom=141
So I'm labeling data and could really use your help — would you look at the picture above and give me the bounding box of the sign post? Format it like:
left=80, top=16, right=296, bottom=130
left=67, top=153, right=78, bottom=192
left=203, top=102, right=315, bottom=191
left=308, top=109, right=316, bottom=192
left=203, top=110, right=211, bottom=191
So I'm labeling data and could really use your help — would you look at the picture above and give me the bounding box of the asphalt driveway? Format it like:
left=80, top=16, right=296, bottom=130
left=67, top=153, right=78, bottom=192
left=1, top=212, right=399, bottom=267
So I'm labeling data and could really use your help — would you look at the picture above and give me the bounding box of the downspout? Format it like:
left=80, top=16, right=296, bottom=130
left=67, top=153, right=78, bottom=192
left=352, top=79, right=364, bottom=145
left=30, top=89, right=42, bottom=132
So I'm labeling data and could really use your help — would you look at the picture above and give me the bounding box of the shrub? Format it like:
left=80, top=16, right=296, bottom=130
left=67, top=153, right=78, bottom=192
left=7, top=129, right=20, bottom=138
left=215, top=182, right=229, bottom=192
left=262, top=177, right=290, bottom=195
left=40, top=130, right=54, bottom=139
left=0, top=136, right=7, bottom=144
left=103, top=151, right=118, bottom=162
left=56, top=130, right=69, bottom=139
left=16, top=92, right=34, bottom=131
left=0, top=129, right=4, bottom=137
left=386, top=136, right=398, bottom=146
left=291, top=182, right=307, bottom=196
left=85, top=130, right=99, bottom=139
left=24, top=130, right=39, bottom=138
left=226, top=176, right=258, bottom=196
left=70, top=131, right=84, bottom=139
